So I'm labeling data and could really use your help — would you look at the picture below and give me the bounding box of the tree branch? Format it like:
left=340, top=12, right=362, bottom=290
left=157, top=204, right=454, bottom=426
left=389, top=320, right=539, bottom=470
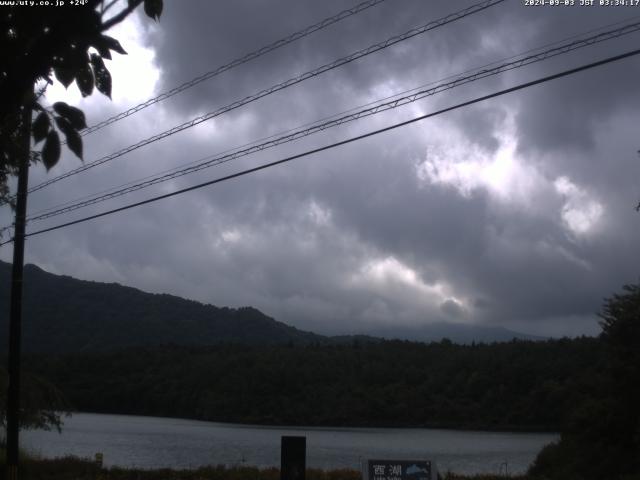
left=101, top=0, right=144, bottom=32
left=101, top=0, right=120, bottom=17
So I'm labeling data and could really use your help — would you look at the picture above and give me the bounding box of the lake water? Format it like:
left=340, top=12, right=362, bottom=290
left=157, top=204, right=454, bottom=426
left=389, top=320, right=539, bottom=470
left=22, top=413, right=557, bottom=476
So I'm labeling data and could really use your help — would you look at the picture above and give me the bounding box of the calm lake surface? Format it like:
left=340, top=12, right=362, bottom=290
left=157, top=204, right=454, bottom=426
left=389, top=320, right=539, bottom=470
left=22, top=413, right=557, bottom=475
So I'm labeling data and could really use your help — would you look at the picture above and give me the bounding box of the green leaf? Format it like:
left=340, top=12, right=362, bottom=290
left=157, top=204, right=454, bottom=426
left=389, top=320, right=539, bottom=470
left=100, top=35, right=127, bottom=55
left=91, top=37, right=112, bottom=60
left=55, top=116, right=82, bottom=160
left=53, top=67, right=74, bottom=88
left=42, top=131, right=61, bottom=170
left=63, top=46, right=89, bottom=72
left=32, top=112, right=50, bottom=144
left=76, top=64, right=94, bottom=97
left=144, top=0, right=163, bottom=20
left=89, top=53, right=105, bottom=71
left=90, top=54, right=112, bottom=98
left=66, top=130, right=83, bottom=160
left=52, top=102, right=87, bottom=130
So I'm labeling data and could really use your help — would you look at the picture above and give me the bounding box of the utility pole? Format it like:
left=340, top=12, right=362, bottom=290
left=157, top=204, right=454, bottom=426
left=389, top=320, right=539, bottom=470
left=6, top=98, right=32, bottom=480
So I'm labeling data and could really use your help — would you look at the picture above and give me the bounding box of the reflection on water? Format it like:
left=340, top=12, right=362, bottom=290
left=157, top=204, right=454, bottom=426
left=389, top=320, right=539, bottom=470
left=22, top=413, right=557, bottom=475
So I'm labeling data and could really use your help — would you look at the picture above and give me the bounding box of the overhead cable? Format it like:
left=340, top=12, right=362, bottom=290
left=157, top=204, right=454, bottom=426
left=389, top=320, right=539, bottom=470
left=24, top=20, right=640, bottom=223
left=77, top=0, right=390, bottom=138
left=0, top=47, right=635, bottom=246
left=21, top=0, right=504, bottom=198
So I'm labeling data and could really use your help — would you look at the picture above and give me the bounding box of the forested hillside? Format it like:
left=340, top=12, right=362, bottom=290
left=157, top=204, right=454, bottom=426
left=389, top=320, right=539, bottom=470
left=0, top=262, right=323, bottom=352
left=26, top=337, right=603, bottom=431
left=0, top=261, right=543, bottom=351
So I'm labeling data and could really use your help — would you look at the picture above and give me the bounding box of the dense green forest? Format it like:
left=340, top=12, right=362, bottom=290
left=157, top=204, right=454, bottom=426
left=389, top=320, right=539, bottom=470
left=26, top=337, right=602, bottom=431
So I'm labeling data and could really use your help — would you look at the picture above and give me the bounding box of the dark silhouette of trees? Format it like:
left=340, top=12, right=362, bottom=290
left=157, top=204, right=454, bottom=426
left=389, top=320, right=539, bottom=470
left=530, top=283, right=640, bottom=480
left=0, top=0, right=163, bottom=439
left=597, top=284, right=640, bottom=476
left=24, top=337, right=603, bottom=431
left=0, top=0, right=163, bottom=205
left=0, top=366, right=68, bottom=432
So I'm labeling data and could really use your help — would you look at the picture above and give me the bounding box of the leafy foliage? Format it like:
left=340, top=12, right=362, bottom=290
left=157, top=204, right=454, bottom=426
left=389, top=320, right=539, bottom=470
left=41, top=131, right=61, bottom=170
left=0, top=366, right=69, bottom=432
left=529, top=283, right=640, bottom=480
left=25, top=338, right=602, bottom=431
left=0, top=0, right=163, bottom=202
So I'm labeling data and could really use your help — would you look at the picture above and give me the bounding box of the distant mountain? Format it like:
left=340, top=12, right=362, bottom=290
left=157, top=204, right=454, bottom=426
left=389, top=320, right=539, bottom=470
left=0, top=261, right=544, bottom=353
left=0, top=261, right=324, bottom=353
left=366, top=322, right=547, bottom=344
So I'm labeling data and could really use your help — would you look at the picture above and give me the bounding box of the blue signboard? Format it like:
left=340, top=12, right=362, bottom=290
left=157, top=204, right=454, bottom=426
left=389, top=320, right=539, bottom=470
left=367, top=460, right=435, bottom=480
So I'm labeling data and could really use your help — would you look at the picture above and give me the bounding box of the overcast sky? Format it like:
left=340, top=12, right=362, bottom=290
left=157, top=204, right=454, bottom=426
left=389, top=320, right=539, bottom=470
left=2, top=0, right=640, bottom=338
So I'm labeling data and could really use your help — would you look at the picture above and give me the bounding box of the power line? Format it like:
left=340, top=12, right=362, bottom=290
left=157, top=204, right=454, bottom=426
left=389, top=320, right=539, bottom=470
left=38, top=11, right=640, bottom=160
left=76, top=0, right=390, bottom=138
left=21, top=0, right=504, bottom=198
left=23, top=20, right=640, bottom=223
left=38, top=12, right=640, bottom=166
left=10, top=14, right=640, bottom=225
left=1, top=47, right=635, bottom=246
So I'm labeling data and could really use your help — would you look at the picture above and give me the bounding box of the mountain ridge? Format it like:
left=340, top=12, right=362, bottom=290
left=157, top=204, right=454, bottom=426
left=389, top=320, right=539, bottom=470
left=0, top=260, right=545, bottom=352
left=0, top=260, right=325, bottom=353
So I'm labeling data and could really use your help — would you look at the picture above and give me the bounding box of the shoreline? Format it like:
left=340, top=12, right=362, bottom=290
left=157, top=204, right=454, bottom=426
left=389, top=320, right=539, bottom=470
left=0, top=456, right=531, bottom=480
left=22, top=413, right=553, bottom=476
left=61, top=410, right=560, bottom=435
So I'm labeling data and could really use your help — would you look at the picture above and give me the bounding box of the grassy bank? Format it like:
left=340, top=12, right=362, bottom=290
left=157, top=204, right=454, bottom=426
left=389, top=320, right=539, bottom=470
left=0, top=456, right=529, bottom=480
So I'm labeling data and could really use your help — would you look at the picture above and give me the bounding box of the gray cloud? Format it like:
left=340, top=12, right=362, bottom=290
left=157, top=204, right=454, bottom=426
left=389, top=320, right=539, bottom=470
left=2, top=0, right=640, bottom=339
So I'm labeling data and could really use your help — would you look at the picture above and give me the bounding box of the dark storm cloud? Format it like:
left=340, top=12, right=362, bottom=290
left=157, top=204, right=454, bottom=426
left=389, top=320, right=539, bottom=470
left=3, top=0, right=640, bottom=339
left=504, top=7, right=640, bottom=157
left=145, top=0, right=516, bottom=117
